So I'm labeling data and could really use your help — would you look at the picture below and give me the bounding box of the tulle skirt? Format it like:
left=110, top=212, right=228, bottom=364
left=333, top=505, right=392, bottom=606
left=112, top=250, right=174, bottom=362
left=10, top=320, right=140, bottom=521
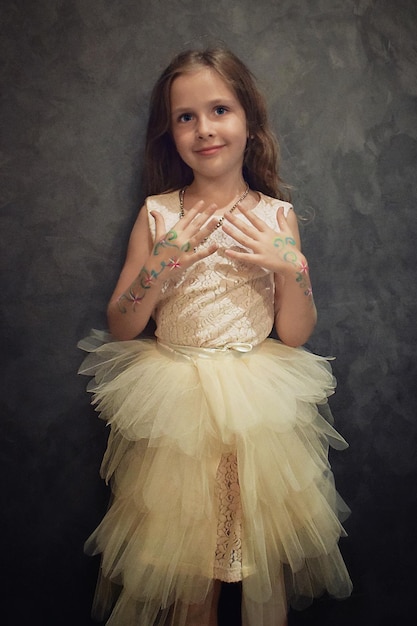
left=78, top=331, right=352, bottom=626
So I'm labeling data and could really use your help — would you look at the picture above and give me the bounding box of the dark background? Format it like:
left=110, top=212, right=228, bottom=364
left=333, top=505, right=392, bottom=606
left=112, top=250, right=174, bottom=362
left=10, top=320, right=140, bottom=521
left=1, top=1, right=416, bottom=625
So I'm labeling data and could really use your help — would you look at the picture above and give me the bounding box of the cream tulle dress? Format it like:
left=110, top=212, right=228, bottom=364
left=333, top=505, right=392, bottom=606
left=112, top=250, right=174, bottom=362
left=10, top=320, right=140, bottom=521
left=78, top=191, right=353, bottom=626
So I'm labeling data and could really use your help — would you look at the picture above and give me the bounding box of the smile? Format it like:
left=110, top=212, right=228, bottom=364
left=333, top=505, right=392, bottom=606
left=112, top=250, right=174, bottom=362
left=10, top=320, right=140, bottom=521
left=195, top=145, right=225, bottom=156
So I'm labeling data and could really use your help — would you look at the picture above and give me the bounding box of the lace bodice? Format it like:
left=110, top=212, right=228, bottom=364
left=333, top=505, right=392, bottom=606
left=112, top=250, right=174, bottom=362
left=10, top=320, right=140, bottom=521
left=146, top=191, right=293, bottom=348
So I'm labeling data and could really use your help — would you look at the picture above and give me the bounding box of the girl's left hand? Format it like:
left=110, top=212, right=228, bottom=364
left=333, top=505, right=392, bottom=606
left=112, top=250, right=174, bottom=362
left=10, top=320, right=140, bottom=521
left=222, top=204, right=307, bottom=276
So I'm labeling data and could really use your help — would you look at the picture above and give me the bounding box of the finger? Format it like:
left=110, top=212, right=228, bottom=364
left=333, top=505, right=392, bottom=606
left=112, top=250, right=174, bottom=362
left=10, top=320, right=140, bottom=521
left=190, top=215, right=222, bottom=248
left=227, top=204, right=268, bottom=232
left=196, top=218, right=216, bottom=241
left=179, top=200, right=204, bottom=227
left=275, top=209, right=298, bottom=248
left=222, top=214, right=260, bottom=240
left=150, top=210, right=167, bottom=240
left=190, top=207, right=219, bottom=232
left=221, top=221, right=257, bottom=250
left=224, top=248, right=263, bottom=265
left=276, top=206, right=292, bottom=232
left=192, top=242, right=218, bottom=262
left=181, top=201, right=218, bottom=228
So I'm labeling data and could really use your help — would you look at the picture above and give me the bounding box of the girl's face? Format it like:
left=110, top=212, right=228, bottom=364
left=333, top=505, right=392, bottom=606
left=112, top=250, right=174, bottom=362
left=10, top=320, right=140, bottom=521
left=170, top=68, right=248, bottom=182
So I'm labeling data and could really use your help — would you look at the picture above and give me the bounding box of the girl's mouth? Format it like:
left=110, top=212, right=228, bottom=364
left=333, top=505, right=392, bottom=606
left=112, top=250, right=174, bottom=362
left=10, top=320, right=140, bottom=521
left=195, top=145, right=225, bottom=156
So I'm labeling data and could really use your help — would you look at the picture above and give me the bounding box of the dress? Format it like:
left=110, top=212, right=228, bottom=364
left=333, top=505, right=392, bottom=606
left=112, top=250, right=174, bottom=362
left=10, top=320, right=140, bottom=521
left=78, top=190, right=353, bottom=626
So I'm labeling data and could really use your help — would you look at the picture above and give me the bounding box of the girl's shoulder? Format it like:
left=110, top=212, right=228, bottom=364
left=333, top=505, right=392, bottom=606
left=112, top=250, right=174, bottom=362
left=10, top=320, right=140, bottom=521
left=255, top=191, right=293, bottom=218
left=145, top=190, right=180, bottom=214
left=144, top=190, right=181, bottom=239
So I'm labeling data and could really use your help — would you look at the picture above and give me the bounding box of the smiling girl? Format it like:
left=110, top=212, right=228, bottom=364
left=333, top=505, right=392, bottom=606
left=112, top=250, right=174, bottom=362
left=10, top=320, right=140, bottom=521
left=79, top=48, right=352, bottom=626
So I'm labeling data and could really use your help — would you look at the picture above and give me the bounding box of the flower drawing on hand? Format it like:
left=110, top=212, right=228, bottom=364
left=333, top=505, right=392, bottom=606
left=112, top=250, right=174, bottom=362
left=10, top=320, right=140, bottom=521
left=168, top=257, right=181, bottom=270
left=142, top=273, right=154, bottom=287
left=154, top=230, right=180, bottom=256
left=128, top=289, right=144, bottom=310
left=117, top=289, right=144, bottom=313
left=299, top=260, right=309, bottom=274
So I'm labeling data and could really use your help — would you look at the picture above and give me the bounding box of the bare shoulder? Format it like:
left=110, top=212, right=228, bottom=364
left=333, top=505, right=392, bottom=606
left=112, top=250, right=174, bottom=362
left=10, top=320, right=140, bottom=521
left=258, top=192, right=293, bottom=215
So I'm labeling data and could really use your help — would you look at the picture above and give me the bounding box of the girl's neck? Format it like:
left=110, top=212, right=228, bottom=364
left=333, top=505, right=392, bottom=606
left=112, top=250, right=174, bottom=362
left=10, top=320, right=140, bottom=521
left=185, top=175, right=248, bottom=210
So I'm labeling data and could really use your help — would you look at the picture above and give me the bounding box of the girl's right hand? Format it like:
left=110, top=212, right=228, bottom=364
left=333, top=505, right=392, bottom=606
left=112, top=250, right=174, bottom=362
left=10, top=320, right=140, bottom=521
left=150, top=201, right=219, bottom=274
left=107, top=200, right=219, bottom=340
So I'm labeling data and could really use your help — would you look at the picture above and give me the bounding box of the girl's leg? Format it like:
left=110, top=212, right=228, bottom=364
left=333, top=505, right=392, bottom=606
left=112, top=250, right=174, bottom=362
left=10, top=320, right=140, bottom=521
left=181, top=580, right=221, bottom=626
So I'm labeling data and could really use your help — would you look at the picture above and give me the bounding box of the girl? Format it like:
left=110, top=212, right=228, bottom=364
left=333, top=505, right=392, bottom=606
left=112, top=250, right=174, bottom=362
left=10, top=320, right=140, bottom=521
left=79, top=48, right=352, bottom=626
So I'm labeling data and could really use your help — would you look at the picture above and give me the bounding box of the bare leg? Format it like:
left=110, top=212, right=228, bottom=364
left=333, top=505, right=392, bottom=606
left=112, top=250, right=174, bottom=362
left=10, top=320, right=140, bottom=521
left=176, top=583, right=286, bottom=626
left=179, top=580, right=221, bottom=626
left=208, top=581, right=221, bottom=626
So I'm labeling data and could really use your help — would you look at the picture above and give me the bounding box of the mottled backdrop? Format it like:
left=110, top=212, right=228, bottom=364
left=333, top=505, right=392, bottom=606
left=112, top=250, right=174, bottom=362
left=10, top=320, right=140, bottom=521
left=1, top=0, right=416, bottom=625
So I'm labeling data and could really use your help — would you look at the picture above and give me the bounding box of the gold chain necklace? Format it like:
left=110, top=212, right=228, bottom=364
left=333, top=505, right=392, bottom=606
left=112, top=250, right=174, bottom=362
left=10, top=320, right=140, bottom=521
left=179, top=183, right=249, bottom=229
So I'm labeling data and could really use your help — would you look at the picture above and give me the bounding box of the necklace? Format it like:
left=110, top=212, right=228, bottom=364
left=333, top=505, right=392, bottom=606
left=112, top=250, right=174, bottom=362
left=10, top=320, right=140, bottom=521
left=179, top=183, right=249, bottom=229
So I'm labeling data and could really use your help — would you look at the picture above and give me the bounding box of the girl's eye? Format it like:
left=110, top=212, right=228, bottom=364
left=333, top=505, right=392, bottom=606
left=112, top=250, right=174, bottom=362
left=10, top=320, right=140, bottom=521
left=215, top=106, right=228, bottom=115
left=178, top=113, right=193, bottom=123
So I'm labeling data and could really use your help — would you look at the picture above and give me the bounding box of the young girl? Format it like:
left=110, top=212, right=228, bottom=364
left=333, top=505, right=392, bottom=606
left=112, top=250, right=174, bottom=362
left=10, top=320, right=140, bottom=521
left=79, top=48, right=352, bottom=626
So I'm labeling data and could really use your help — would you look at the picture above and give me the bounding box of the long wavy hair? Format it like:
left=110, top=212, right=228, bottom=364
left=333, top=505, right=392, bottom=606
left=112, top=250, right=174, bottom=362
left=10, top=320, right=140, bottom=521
left=143, top=48, right=291, bottom=201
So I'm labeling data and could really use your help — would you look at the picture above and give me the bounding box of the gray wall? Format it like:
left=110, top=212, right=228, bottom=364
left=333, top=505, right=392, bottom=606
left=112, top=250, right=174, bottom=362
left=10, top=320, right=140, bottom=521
left=2, top=1, right=416, bottom=624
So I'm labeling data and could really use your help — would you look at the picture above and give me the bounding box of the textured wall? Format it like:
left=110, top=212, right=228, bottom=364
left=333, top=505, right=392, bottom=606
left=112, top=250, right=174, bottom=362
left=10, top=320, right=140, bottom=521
left=1, top=1, right=416, bottom=624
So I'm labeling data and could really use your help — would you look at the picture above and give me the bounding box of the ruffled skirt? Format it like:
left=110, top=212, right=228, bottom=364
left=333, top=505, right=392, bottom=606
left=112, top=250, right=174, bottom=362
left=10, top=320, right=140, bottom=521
left=78, top=331, right=352, bottom=626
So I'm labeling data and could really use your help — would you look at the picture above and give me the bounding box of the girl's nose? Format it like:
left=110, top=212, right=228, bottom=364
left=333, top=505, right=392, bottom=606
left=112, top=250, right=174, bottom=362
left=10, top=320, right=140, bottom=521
left=196, top=116, right=214, bottom=138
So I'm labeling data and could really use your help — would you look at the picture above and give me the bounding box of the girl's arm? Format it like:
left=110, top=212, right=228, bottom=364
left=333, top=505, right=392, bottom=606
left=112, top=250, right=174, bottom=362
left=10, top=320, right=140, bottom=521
left=222, top=205, right=317, bottom=348
left=107, top=206, right=158, bottom=340
left=272, top=209, right=317, bottom=347
left=107, top=201, right=219, bottom=341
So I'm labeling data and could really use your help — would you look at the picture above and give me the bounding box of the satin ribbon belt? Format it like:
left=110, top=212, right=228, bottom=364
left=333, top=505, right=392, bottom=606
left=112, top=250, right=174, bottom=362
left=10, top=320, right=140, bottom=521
left=157, top=340, right=254, bottom=361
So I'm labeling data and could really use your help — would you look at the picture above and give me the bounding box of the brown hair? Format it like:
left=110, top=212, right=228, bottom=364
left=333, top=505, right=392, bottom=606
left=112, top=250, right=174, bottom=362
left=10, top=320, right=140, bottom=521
left=143, top=48, right=291, bottom=201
